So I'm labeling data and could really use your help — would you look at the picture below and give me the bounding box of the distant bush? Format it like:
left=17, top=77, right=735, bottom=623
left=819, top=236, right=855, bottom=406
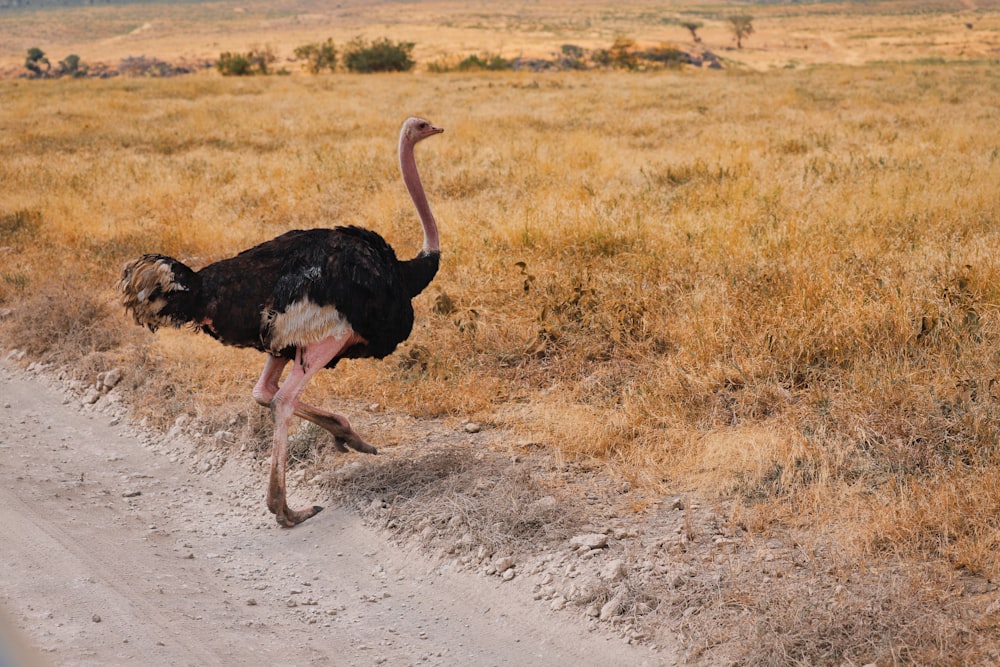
left=217, top=46, right=276, bottom=76
left=56, top=54, right=85, bottom=77
left=294, top=38, right=337, bottom=74
left=608, top=37, right=639, bottom=70
left=640, top=44, right=689, bottom=67
left=559, top=44, right=588, bottom=70
left=217, top=51, right=252, bottom=76
left=457, top=53, right=511, bottom=71
left=342, top=37, right=415, bottom=73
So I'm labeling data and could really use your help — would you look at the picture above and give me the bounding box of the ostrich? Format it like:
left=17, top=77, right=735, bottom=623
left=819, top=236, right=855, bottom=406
left=118, top=117, right=444, bottom=527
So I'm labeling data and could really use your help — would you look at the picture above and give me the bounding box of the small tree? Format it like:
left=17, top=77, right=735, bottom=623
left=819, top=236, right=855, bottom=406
left=342, top=37, right=415, bottom=73
left=728, top=15, right=754, bottom=49
left=294, top=38, right=337, bottom=74
left=57, top=54, right=84, bottom=77
left=25, top=47, right=50, bottom=77
left=681, top=21, right=703, bottom=43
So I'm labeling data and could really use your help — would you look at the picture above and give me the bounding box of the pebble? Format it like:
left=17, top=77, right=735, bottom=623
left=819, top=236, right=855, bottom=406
left=122, top=490, right=141, bottom=498
left=600, top=595, right=623, bottom=621
left=102, top=368, right=123, bottom=390
left=493, top=556, right=515, bottom=573
left=464, top=422, right=482, bottom=434
left=92, top=614, right=102, bottom=623
left=569, top=533, right=608, bottom=550
left=600, top=559, right=626, bottom=582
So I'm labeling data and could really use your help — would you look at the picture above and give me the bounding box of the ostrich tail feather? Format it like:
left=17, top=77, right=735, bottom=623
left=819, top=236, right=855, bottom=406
left=118, top=254, right=201, bottom=331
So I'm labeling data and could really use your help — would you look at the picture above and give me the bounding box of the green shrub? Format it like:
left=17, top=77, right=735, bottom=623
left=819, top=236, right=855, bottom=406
left=342, top=37, right=415, bottom=73
left=217, top=51, right=252, bottom=76
left=57, top=54, right=84, bottom=77
left=217, top=46, right=275, bottom=76
left=294, top=38, right=337, bottom=73
left=457, top=53, right=511, bottom=71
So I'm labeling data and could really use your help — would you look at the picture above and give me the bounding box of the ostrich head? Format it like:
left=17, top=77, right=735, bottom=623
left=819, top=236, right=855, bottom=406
left=402, top=117, right=444, bottom=143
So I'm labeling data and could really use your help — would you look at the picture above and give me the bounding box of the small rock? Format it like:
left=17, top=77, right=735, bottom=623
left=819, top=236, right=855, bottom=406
left=121, top=490, right=141, bottom=498
left=569, top=533, right=608, bottom=550
left=600, top=559, right=626, bottom=582
left=102, top=368, right=123, bottom=389
left=549, top=596, right=567, bottom=611
left=671, top=497, right=684, bottom=510
left=529, top=495, right=558, bottom=511
left=0, top=308, right=13, bottom=320
left=599, top=595, right=623, bottom=621
left=246, top=599, right=257, bottom=606
left=501, top=569, right=516, bottom=582
left=92, top=614, right=102, bottom=623
left=213, top=431, right=234, bottom=445
left=83, top=389, right=101, bottom=405
left=464, top=422, right=482, bottom=434
left=493, top=556, right=515, bottom=573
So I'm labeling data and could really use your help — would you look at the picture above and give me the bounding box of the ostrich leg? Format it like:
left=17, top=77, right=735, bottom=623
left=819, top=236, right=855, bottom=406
left=253, top=354, right=375, bottom=454
left=266, top=336, right=355, bottom=527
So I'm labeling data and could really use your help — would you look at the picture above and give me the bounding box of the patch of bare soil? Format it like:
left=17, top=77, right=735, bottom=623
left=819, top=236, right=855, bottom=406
left=0, top=360, right=668, bottom=666
left=4, top=355, right=1000, bottom=665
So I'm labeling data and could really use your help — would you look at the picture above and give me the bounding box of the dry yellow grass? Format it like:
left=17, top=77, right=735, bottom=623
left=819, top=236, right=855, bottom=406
left=2, top=4, right=1000, bottom=659
left=4, top=59, right=999, bottom=577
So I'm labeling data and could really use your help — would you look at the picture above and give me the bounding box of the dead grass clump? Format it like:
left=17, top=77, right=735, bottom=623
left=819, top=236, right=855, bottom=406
left=672, top=563, right=995, bottom=666
left=1, top=282, right=122, bottom=363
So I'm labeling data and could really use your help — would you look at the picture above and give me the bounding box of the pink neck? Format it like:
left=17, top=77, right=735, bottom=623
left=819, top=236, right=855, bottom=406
left=399, top=133, right=439, bottom=254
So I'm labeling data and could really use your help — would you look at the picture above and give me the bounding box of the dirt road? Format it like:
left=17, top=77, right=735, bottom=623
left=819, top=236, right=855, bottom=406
left=0, top=363, right=669, bottom=666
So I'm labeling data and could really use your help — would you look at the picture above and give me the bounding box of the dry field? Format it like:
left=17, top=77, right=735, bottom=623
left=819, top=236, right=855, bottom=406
left=2, top=0, right=1000, bottom=664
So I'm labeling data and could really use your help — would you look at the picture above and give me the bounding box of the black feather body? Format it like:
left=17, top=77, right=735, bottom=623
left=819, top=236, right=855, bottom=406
left=121, top=226, right=440, bottom=368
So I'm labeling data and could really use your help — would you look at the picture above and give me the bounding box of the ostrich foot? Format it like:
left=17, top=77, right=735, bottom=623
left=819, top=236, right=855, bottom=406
left=275, top=504, right=324, bottom=528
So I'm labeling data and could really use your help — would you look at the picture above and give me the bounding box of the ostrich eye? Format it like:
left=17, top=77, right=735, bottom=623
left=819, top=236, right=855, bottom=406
left=418, top=122, right=428, bottom=129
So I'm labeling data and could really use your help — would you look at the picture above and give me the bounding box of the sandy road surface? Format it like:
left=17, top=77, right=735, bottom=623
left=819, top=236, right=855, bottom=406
left=0, top=363, right=669, bottom=666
